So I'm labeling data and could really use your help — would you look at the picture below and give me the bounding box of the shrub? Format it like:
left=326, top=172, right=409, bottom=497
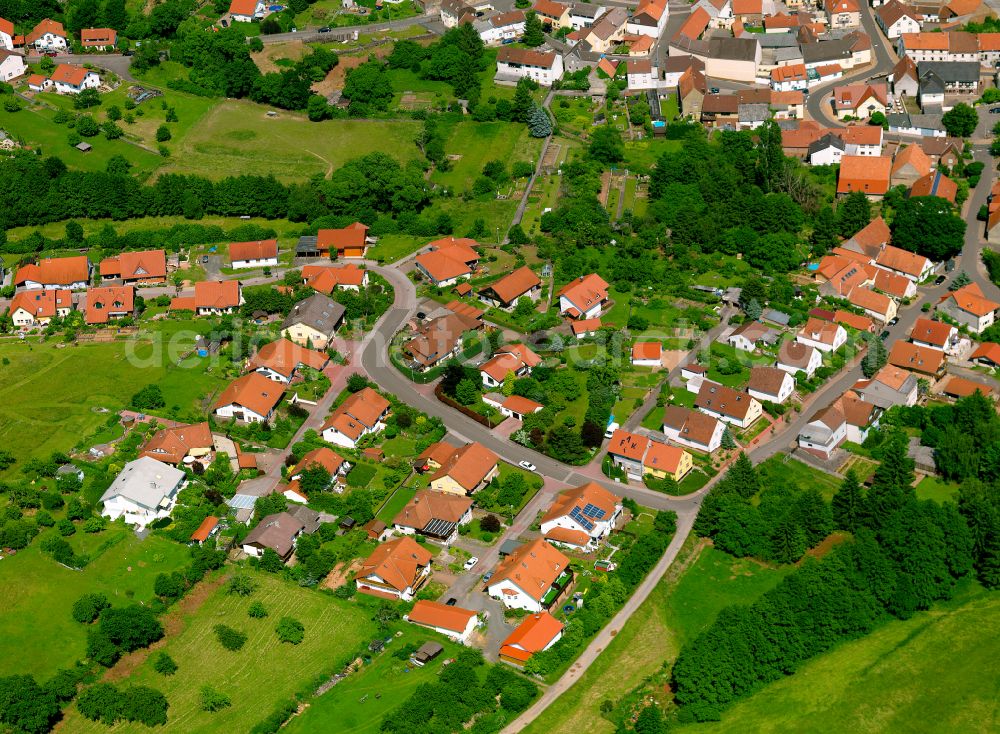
left=480, top=514, right=501, bottom=533
left=226, top=575, right=257, bottom=597
left=152, top=652, right=177, bottom=676
left=200, top=685, right=232, bottom=712
left=248, top=600, right=268, bottom=619
left=275, top=617, right=304, bottom=645
left=214, top=624, right=247, bottom=651
left=72, top=593, right=110, bottom=624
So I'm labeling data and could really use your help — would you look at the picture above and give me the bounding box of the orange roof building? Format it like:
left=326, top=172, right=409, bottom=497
left=393, top=489, right=473, bottom=542
left=81, top=28, right=116, bottom=47
left=213, top=372, right=285, bottom=423
left=248, top=337, right=328, bottom=382
left=541, top=482, right=621, bottom=549
left=428, top=442, right=500, bottom=495
left=229, top=239, right=278, bottom=267
left=889, top=341, right=946, bottom=376
left=301, top=263, right=367, bottom=293
left=479, top=266, right=541, bottom=310
left=558, top=273, right=609, bottom=319
left=971, top=341, right=1000, bottom=366
left=141, top=422, right=214, bottom=465
left=357, top=537, right=432, bottom=601
left=487, top=538, right=570, bottom=611
left=938, top=283, right=1000, bottom=333
left=173, top=280, right=243, bottom=315
left=407, top=600, right=479, bottom=643
left=499, top=612, right=564, bottom=665
left=99, top=249, right=167, bottom=284
left=316, top=222, right=370, bottom=258
left=837, top=155, right=892, bottom=197
left=15, top=255, right=90, bottom=289
left=83, top=285, right=134, bottom=324
left=190, top=516, right=220, bottom=544
left=321, top=386, right=391, bottom=447
left=9, top=289, right=73, bottom=326
left=632, top=342, right=663, bottom=364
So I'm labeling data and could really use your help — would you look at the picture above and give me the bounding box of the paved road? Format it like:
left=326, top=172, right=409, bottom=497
left=45, top=53, right=136, bottom=82
left=259, top=13, right=439, bottom=44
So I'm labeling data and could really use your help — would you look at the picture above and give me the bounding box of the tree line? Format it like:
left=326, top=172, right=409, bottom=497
left=671, top=439, right=976, bottom=722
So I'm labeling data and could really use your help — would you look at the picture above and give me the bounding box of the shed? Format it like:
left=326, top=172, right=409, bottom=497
left=411, top=641, right=444, bottom=666
left=75, top=142, right=92, bottom=152
left=499, top=538, right=523, bottom=557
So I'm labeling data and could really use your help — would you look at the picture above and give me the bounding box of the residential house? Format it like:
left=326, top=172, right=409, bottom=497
left=190, top=516, right=220, bottom=546
left=584, top=6, right=629, bottom=52
left=842, top=216, right=891, bottom=259
left=83, top=285, right=134, bottom=325
left=626, top=59, right=658, bottom=90
left=777, top=339, right=822, bottom=377
left=214, top=372, right=285, bottom=424
left=27, top=74, right=51, bottom=92
left=877, top=0, right=921, bottom=38
left=726, top=320, right=780, bottom=351
left=479, top=343, right=541, bottom=388
left=540, top=482, right=622, bottom=550
left=281, top=293, right=346, bottom=349
left=99, top=249, right=167, bottom=284
left=937, top=283, right=999, bottom=333
left=50, top=64, right=100, bottom=94
left=747, top=366, right=795, bottom=404
left=393, top=489, right=473, bottom=545
left=911, top=170, right=958, bottom=203
left=827, top=0, right=861, bottom=27
left=798, top=403, right=848, bottom=459
left=897, top=31, right=979, bottom=63
left=571, top=317, right=603, bottom=339
left=892, top=144, right=933, bottom=186
left=833, top=82, right=887, bottom=120
left=917, top=61, right=980, bottom=108
left=441, top=0, right=475, bottom=27
left=358, top=537, right=433, bottom=600
left=889, top=341, right=946, bottom=377
left=26, top=19, right=67, bottom=51
left=407, top=601, right=479, bottom=644
left=495, top=394, right=545, bottom=420
left=81, top=28, right=117, bottom=50
left=479, top=265, right=542, bottom=311
left=248, top=337, right=328, bottom=383
left=9, top=289, right=73, bottom=327
left=15, top=255, right=90, bottom=290
left=242, top=511, right=310, bottom=560
left=100, top=457, right=185, bottom=529
left=316, top=222, right=372, bottom=258
left=607, top=429, right=651, bottom=480
left=476, top=10, right=526, bottom=44
left=848, top=286, right=898, bottom=323
left=499, top=612, right=564, bottom=665
left=140, top=422, right=214, bottom=466
left=302, top=263, right=368, bottom=293
left=229, top=0, right=265, bottom=22
left=569, top=2, right=606, bottom=29
left=797, top=317, right=847, bottom=353
left=921, top=136, right=963, bottom=168
left=487, top=538, right=571, bottom=612
left=321, top=387, right=391, bottom=448
left=873, top=269, right=918, bottom=299
left=892, top=55, right=920, bottom=97
left=809, top=133, right=846, bottom=165
left=0, top=17, right=13, bottom=50
left=631, top=342, right=663, bottom=367
left=626, top=0, right=668, bottom=37
left=427, top=442, right=500, bottom=495
left=229, top=239, right=279, bottom=269
left=834, top=309, right=876, bottom=333
left=909, top=317, right=957, bottom=351
left=170, top=280, right=243, bottom=315
left=875, top=244, right=934, bottom=282
left=533, top=0, right=571, bottom=28
left=677, top=66, right=707, bottom=117
left=840, top=125, right=883, bottom=156
left=971, top=341, right=1000, bottom=367
left=661, top=405, right=725, bottom=452
left=495, top=48, right=564, bottom=86
left=0, top=49, right=25, bottom=82
left=415, top=241, right=479, bottom=287
left=643, top=440, right=693, bottom=482
left=403, top=312, right=482, bottom=371
left=837, top=155, right=892, bottom=198
left=854, top=364, right=920, bottom=407
left=290, top=447, right=349, bottom=486
left=558, top=273, right=609, bottom=319
left=695, top=381, right=762, bottom=429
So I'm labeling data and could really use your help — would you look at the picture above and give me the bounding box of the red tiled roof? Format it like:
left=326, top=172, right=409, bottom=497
left=213, top=372, right=284, bottom=417
left=500, top=612, right=563, bottom=662
left=15, top=256, right=89, bottom=287
left=84, top=285, right=134, bottom=324
left=190, top=516, right=219, bottom=542
left=408, top=600, right=478, bottom=634
left=230, top=239, right=277, bottom=263
left=838, top=155, right=891, bottom=195
left=632, top=342, right=662, bottom=361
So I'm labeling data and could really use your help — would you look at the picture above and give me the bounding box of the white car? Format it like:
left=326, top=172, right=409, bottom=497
left=464, top=557, right=479, bottom=571
left=518, top=461, right=536, bottom=472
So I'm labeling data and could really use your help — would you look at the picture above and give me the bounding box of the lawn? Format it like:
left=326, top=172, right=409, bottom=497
left=155, top=100, right=422, bottom=181
left=376, top=485, right=415, bottom=524
left=367, top=234, right=427, bottom=264
left=915, top=475, right=959, bottom=504
left=622, top=138, right=683, bottom=170
left=756, top=455, right=842, bottom=500
left=0, top=324, right=229, bottom=476
left=284, top=628, right=463, bottom=734
left=64, top=571, right=375, bottom=733
left=0, top=528, right=190, bottom=680
left=522, top=544, right=789, bottom=734
left=431, top=120, right=543, bottom=195
left=673, top=583, right=1000, bottom=734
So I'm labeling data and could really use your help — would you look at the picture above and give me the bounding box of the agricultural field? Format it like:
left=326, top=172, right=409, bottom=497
left=63, top=571, right=376, bottom=733
left=155, top=100, right=422, bottom=181
left=673, top=584, right=1000, bottom=734
left=0, top=529, right=190, bottom=680
left=0, top=321, right=229, bottom=474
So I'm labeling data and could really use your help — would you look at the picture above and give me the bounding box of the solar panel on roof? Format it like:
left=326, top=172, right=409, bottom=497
left=569, top=507, right=594, bottom=532
left=227, top=494, right=257, bottom=510
left=422, top=519, right=457, bottom=538
left=582, top=503, right=606, bottom=520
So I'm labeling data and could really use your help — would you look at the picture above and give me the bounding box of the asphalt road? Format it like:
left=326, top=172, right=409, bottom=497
left=45, top=53, right=136, bottom=82
left=259, top=13, right=439, bottom=44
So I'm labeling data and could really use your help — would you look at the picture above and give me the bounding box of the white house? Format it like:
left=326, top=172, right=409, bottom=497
left=50, top=64, right=101, bottom=95
left=487, top=538, right=570, bottom=612
left=570, top=3, right=606, bottom=29
left=558, top=273, right=609, bottom=320
left=229, top=239, right=278, bottom=269
left=99, top=457, right=185, bottom=529
left=661, top=405, right=725, bottom=453
left=406, top=600, right=479, bottom=644
left=747, top=366, right=795, bottom=404
left=0, top=18, right=13, bottom=50
left=796, top=318, right=847, bottom=353
left=9, top=289, right=73, bottom=327
left=540, top=483, right=622, bottom=551
left=212, top=372, right=285, bottom=424
left=476, top=10, right=526, bottom=44
left=228, top=0, right=266, bottom=22
left=26, top=19, right=67, bottom=51
left=876, top=0, right=921, bottom=39
left=321, top=387, right=391, bottom=448
left=798, top=404, right=848, bottom=459
left=937, top=284, right=1000, bottom=334
left=626, top=59, right=658, bottom=90
left=357, top=537, right=432, bottom=601
left=695, top=382, right=763, bottom=430
left=0, top=49, right=25, bottom=82
left=631, top=341, right=663, bottom=367
left=625, top=0, right=668, bottom=37
left=496, top=47, right=565, bottom=86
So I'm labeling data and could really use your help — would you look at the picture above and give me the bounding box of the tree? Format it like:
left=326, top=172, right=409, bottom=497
left=248, top=600, right=269, bottom=618
left=511, top=79, right=534, bottom=123
left=891, top=196, right=965, bottom=262
left=455, top=378, right=480, bottom=405
left=307, top=94, right=331, bottom=122
left=832, top=469, right=866, bottom=532
left=153, top=652, right=177, bottom=676
left=99, top=606, right=164, bottom=652
left=226, top=575, right=257, bottom=597
left=76, top=115, right=100, bottom=137
left=276, top=617, right=305, bottom=644
left=74, top=88, right=102, bottom=110
left=260, top=547, right=285, bottom=573
left=480, top=514, right=501, bottom=533
left=346, top=373, right=369, bottom=392
left=106, top=155, right=132, bottom=176
left=298, top=465, right=332, bottom=494
left=837, top=191, right=871, bottom=237
left=589, top=126, right=625, bottom=166
left=869, top=110, right=887, bottom=129
left=72, top=592, right=110, bottom=624
left=942, top=102, right=978, bottom=138
left=64, top=220, right=84, bottom=245
left=755, top=119, right=784, bottom=193
left=214, top=624, right=247, bottom=651
left=528, top=105, right=552, bottom=138
left=861, top=332, right=888, bottom=378
left=200, top=685, right=231, bottom=712
left=0, top=675, right=60, bottom=734
left=130, top=384, right=165, bottom=411
left=522, top=10, right=544, bottom=46
left=949, top=271, right=971, bottom=290
left=811, top=206, right=840, bottom=252
left=103, top=0, right=130, bottom=29
left=721, top=427, right=736, bottom=450
left=155, top=125, right=172, bottom=142
left=342, top=61, right=394, bottom=116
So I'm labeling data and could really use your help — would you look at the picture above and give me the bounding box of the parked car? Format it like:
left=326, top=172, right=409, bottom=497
left=888, top=317, right=900, bottom=326
left=710, top=86, right=720, bottom=93
left=318, top=26, right=331, bottom=32
left=518, top=461, right=536, bottom=472
left=482, top=571, right=494, bottom=583
left=201, top=255, right=209, bottom=264
left=464, top=557, right=479, bottom=571
left=604, top=422, right=620, bottom=439
left=445, top=597, right=457, bottom=606
left=934, top=274, right=947, bottom=285
left=880, top=330, right=890, bottom=340
left=990, top=107, right=1000, bottom=113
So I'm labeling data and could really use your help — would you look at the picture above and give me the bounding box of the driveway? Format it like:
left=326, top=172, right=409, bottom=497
left=42, top=53, right=136, bottom=82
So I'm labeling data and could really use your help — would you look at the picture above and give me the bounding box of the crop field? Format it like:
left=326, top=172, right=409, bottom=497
left=64, top=572, right=374, bottom=733
left=0, top=529, right=189, bottom=680
left=155, top=100, right=422, bottom=181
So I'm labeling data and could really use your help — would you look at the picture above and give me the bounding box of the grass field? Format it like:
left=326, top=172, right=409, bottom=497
left=0, top=322, right=229, bottom=474
left=915, top=475, right=959, bottom=504
left=432, top=120, right=543, bottom=195
left=156, top=100, right=422, bottom=181
left=522, top=544, right=789, bottom=734
left=367, top=233, right=427, bottom=263
left=64, top=572, right=375, bottom=733
left=284, top=628, right=462, bottom=734
left=757, top=456, right=842, bottom=500
left=673, top=583, right=1000, bottom=734
left=0, top=529, right=190, bottom=680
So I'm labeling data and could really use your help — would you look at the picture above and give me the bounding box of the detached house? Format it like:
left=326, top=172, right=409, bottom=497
left=797, top=317, right=847, bottom=353
left=100, top=457, right=185, bottom=529
left=877, top=0, right=921, bottom=38
left=407, top=601, right=480, bottom=645
left=607, top=429, right=695, bottom=483
left=415, top=239, right=480, bottom=287
left=726, top=321, right=780, bottom=351
left=661, top=405, right=725, bottom=453
left=487, top=538, right=571, bottom=612
left=140, top=422, right=214, bottom=466
left=777, top=339, right=823, bottom=377
left=532, top=0, right=571, bottom=28
left=393, top=489, right=473, bottom=545
left=423, top=441, right=500, bottom=495
left=909, top=317, right=957, bottom=351
left=9, top=289, right=73, bottom=327
left=83, top=285, right=134, bottom=324
left=281, top=293, right=345, bottom=349
left=747, top=366, right=795, bottom=404
left=403, top=312, right=481, bottom=371
left=171, top=280, right=243, bottom=315
left=321, top=387, right=391, bottom=448
left=248, top=337, right=328, bottom=383
left=358, top=537, right=432, bottom=601
left=500, top=612, right=564, bottom=665
left=479, top=343, right=541, bottom=388
left=889, top=341, right=946, bottom=378
left=229, top=239, right=279, bottom=269
left=315, top=222, right=372, bottom=259
left=798, top=403, right=848, bottom=459
left=626, top=0, right=668, bottom=37
left=875, top=244, right=934, bottom=282
left=837, top=155, right=892, bottom=198
left=26, top=19, right=67, bottom=51
left=15, top=255, right=91, bottom=290
left=848, top=286, right=898, bottom=324
left=228, top=0, right=266, bottom=23
left=0, top=17, right=13, bottom=50
left=0, top=49, right=25, bottom=82
left=937, top=283, right=999, bottom=333
left=242, top=512, right=308, bottom=561
left=495, top=47, right=564, bottom=86
left=558, top=273, right=609, bottom=320
left=50, top=64, right=100, bottom=94
left=541, top=483, right=621, bottom=551
left=631, top=342, right=663, bottom=367
left=100, top=249, right=167, bottom=285
left=479, top=265, right=542, bottom=311
left=854, top=364, right=919, bottom=407
left=213, top=372, right=285, bottom=424
left=695, top=382, right=762, bottom=429
left=302, top=264, right=368, bottom=293
left=81, top=28, right=117, bottom=50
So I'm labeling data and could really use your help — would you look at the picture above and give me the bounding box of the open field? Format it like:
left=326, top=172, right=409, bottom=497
left=0, top=529, right=189, bottom=680
left=155, top=100, right=422, bottom=181
left=432, top=120, right=543, bottom=195
left=284, top=628, right=463, bottom=734
left=915, top=475, right=959, bottom=504
left=523, top=544, right=790, bottom=734
left=65, top=571, right=375, bottom=733
left=0, top=322, right=229, bottom=474
left=757, top=456, right=842, bottom=500
left=674, top=583, right=1000, bottom=734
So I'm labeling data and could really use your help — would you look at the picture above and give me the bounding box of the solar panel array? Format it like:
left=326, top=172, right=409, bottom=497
left=569, top=507, right=595, bottom=532
left=582, top=503, right=606, bottom=520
